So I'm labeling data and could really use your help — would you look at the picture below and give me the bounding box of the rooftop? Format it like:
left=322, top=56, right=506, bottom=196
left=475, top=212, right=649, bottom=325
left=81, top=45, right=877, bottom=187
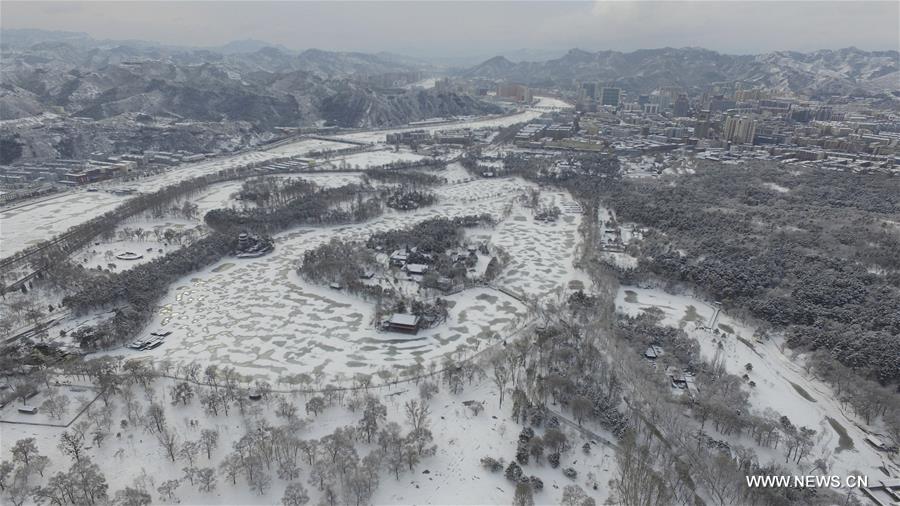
left=388, top=314, right=420, bottom=327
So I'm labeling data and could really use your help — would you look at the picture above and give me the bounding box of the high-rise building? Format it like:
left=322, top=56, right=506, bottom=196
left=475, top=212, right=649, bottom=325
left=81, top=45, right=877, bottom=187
left=694, top=109, right=712, bottom=138
left=643, top=103, right=660, bottom=114
left=650, top=92, right=671, bottom=111
left=814, top=106, right=833, bottom=122
left=673, top=94, right=691, bottom=117
left=600, top=87, right=620, bottom=107
left=580, top=82, right=599, bottom=101
left=723, top=115, right=757, bottom=144
left=496, top=83, right=532, bottom=103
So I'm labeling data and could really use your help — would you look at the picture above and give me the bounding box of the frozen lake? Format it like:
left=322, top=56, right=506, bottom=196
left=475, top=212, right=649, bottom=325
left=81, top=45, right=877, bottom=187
left=97, top=176, right=588, bottom=384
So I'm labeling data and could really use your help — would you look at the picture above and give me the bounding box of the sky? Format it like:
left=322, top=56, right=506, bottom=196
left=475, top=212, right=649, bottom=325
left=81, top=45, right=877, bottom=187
left=2, top=1, right=898, bottom=59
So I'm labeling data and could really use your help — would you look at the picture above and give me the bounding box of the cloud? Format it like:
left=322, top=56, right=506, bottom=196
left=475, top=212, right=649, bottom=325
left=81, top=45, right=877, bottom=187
left=1, top=1, right=897, bottom=56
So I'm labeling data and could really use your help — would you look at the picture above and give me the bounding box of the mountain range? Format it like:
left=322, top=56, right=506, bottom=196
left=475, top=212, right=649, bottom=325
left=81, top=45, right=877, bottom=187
left=462, top=47, right=899, bottom=97
left=0, top=30, right=498, bottom=129
left=2, top=30, right=898, bottom=140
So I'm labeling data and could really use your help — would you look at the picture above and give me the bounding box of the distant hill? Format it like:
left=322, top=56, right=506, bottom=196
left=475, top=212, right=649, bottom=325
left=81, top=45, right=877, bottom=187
left=461, top=46, right=900, bottom=96
left=0, top=34, right=498, bottom=128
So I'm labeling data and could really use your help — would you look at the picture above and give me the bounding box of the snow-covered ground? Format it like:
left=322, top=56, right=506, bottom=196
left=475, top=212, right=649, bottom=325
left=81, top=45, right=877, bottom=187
left=403, top=77, right=438, bottom=90
left=83, top=177, right=586, bottom=385
left=325, top=149, right=426, bottom=170
left=1, top=190, right=129, bottom=255
left=0, top=374, right=613, bottom=505
left=331, top=96, right=572, bottom=145
left=77, top=238, right=183, bottom=272
left=2, top=161, right=610, bottom=506
left=0, top=385, right=97, bottom=427
left=0, top=152, right=277, bottom=260
left=1, top=103, right=538, bottom=261
left=615, top=285, right=899, bottom=482
left=263, top=139, right=352, bottom=157
left=69, top=174, right=365, bottom=274
left=491, top=191, right=589, bottom=298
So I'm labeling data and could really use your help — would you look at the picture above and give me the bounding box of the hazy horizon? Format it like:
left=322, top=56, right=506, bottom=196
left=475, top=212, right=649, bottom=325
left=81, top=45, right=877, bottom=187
left=2, top=1, right=898, bottom=60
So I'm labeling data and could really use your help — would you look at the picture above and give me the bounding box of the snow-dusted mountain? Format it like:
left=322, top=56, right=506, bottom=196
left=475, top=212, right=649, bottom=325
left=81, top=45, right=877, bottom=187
left=0, top=34, right=496, bottom=127
left=463, top=46, right=899, bottom=96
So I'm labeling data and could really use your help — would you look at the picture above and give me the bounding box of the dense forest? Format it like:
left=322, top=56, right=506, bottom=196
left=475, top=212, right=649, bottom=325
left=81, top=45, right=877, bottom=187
left=598, top=162, right=900, bottom=384
left=366, top=215, right=494, bottom=255
left=206, top=183, right=382, bottom=235
left=362, top=169, right=444, bottom=187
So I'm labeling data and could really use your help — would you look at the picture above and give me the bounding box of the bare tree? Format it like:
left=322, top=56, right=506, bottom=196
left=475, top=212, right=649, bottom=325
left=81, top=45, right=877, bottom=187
left=12, top=381, right=37, bottom=405
left=199, top=429, right=219, bottom=460
left=404, top=400, right=431, bottom=433
left=144, top=403, right=167, bottom=434
left=513, top=481, right=535, bottom=506
left=613, top=435, right=672, bottom=506
left=156, top=428, right=179, bottom=463
left=157, top=479, right=180, bottom=502
left=58, top=431, right=86, bottom=464
left=179, top=441, right=200, bottom=468
left=196, top=467, right=216, bottom=493
left=40, top=394, right=71, bottom=421
left=282, top=482, right=310, bottom=506
left=491, top=360, right=511, bottom=408
left=10, top=439, right=39, bottom=468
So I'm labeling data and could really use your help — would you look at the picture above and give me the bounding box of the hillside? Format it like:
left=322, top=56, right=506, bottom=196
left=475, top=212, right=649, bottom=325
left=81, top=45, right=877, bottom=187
left=0, top=34, right=492, bottom=129
left=463, top=46, right=900, bottom=96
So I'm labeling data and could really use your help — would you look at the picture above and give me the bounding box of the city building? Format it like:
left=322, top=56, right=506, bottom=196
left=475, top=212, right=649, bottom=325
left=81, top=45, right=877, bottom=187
left=723, top=115, right=758, bottom=144
left=496, top=83, right=532, bottom=103
left=580, top=82, right=599, bottom=101
left=673, top=94, right=691, bottom=117
left=600, top=87, right=621, bottom=107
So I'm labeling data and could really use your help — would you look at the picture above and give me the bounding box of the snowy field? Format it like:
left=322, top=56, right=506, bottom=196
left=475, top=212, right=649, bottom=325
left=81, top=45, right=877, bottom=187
left=615, top=285, right=899, bottom=482
left=89, top=177, right=587, bottom=384
left=70, top=174, right=369, bottom=273
left=403, top=77, right=438, bottom=90
left=76, top=237, right=185, bottom=272
left=0, top=374, right=613, bottom=506
left=437, top=163, right=478, bottom=184
left=491, top=191, right=589, bottom=298
left=332, top=96, right=572, bottom=145
left=263, top=139, right=353, bottom=157
left=1, top=190, right=128, bottom=256
left=325, top=149, right=426, bottom=170
left=0, top=105, right=533, bottom=261
left=0, top=152, right=277, bottom=260
left=0, top=385, right=99, bottom=427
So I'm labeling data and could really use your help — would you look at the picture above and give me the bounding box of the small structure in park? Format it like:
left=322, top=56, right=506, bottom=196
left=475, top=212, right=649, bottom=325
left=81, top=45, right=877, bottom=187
left=18, top=405, right=38, bottom=415
left=383, top=313, right=420, bottom=334
left=424, top=275, right=455, bottom=292
left=666, top=366, right=699, bottom=399
left=405, top=263, right=429, bottom=276
left=235, top=232, right=274, bottom=258
left=667, top=366, right=689, bottom=389
left=862, top=479, right=900, bottom=506
left=115, top=251, right=143, bottom=260
left=865, top=435, right=897, bottom=453
left=127, top=334, right=167, bottom=350
left=389, top=250, right=409, bottom=267
left=644, top=345, right=664, bottom=360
